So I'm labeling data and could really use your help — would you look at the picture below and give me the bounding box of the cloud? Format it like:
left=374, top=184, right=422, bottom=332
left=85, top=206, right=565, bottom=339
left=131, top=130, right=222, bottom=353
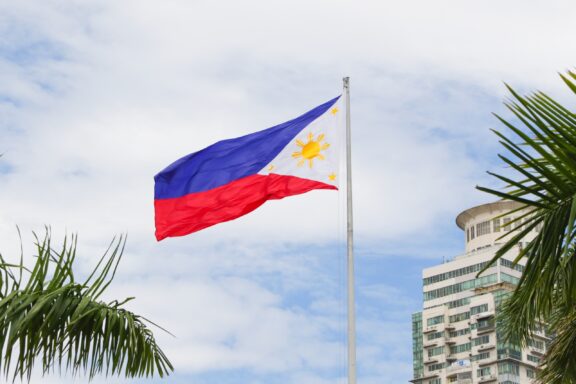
left=2, top=0, right=576, bottom=383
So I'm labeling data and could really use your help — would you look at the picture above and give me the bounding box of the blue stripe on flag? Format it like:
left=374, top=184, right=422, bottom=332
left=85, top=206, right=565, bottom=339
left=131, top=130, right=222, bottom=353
left=154, top=96, right=340, bottom=199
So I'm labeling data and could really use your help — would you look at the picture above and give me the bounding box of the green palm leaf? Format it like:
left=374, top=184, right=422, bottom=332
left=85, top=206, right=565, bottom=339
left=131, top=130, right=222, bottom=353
left=0, top=230, right=173, bottom=381
left=479, top=71, right=576, bottom=383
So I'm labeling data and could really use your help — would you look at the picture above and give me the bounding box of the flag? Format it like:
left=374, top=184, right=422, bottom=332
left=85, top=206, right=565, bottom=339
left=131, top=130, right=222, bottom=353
left=154, top=96, right=344, bottom=240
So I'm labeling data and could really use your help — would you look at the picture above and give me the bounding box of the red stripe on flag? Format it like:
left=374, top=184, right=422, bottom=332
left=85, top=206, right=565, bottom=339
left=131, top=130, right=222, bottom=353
left=154, top=174, right=337, bottom=240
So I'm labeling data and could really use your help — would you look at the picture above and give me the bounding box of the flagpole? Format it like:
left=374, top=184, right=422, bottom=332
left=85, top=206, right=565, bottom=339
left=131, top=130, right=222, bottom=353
left=343, top=77, right=356, bottom=384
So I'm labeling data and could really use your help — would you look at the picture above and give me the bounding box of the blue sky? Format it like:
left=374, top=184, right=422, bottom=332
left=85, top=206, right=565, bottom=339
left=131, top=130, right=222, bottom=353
left=1, top=1, right=576, bottom=383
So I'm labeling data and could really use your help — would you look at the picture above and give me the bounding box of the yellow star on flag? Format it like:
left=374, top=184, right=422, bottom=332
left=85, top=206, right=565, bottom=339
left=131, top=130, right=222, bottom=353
left=330, top=107, right=339, bottom=115
left=328, top=173, right=336, bottom=181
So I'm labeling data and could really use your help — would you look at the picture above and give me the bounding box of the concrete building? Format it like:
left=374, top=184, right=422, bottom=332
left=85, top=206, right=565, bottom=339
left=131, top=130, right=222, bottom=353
left=411, top=201, right=548, bottom=384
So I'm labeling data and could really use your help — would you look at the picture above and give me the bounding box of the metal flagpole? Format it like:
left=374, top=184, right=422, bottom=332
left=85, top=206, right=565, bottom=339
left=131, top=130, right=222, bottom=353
left=343, top=77, right=356, bottom=384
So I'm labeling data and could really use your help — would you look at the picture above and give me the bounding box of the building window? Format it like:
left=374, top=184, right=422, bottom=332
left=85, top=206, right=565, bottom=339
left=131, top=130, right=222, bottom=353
left=477, top=367, right=491, bottom=377
left=424, top=274, right=498, bottom=301
left=493, top=218, right=501, bottom=232
left=427, top=315, right=444, bottom=326
left=447, top=297, right=471, bottom=309
left=471, top=351, right=490, bottom=361
left=500, top=259, right=524, bottom=272
left=498, top=361, right=520, bottom=375
left=449, top=328, right=470, bottom=338
left=527, top=354, right=540, bottom=364
left=477, top=318, right=494, bottom=330
left=526, top=368, right=536, bottom=378
left=470, top=225, right=475, bottom=239
left=423, top=262, right=490, bottom=286
left=428, top=363, right=446, bottom=372
left=473, top=335, right=490, bottom=346
left=429, top=378, right=441, bottom=384
left=428, top=346, right=444, bottom=358
left=497, top=342, right=522, bottom=360
left=501, top=273, right=520, bottom=285
left=503, top=217, right=512, bottom=232
left=449, top=342, right=471, bottom=354
left=477, top=221, right=491, bottom=236
left=449, top=312, right=470, bottom=323
left=427, top=331, right=444, bottom=340
left=470, top=303, right=489, bottom=315
left=528, top=339, right=545, bottom=350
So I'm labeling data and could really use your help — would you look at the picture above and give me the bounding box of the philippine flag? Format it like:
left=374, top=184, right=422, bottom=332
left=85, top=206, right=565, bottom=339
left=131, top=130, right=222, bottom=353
left=154, top=96, right=344, bottom=241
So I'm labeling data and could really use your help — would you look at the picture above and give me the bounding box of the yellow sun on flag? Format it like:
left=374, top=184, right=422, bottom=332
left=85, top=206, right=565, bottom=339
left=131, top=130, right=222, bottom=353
left=292, top=132, right=330, bottom=168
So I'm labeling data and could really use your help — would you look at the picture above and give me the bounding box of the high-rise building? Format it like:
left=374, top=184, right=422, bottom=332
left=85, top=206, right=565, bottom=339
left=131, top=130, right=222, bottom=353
left=411, top=201, right=548, bottom=384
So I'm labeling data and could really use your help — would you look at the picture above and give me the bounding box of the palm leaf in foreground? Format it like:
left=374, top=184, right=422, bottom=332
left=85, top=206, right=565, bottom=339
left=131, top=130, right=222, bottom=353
left=0, top=230, right=173, bottom=381
left=478, top=71, right=576, bottom=383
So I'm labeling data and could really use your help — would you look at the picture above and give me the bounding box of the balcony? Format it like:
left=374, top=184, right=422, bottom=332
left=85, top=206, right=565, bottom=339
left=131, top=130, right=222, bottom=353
left=478, top=374, right=497, bottom=383
left=478, top=358, right=496, bottom=367
left=423, top=340, right=438, bottom=348
left=476, top=326, right=495, bottom=335
left=424, top=325, right=438, bottom=334
left=472, top=310, right=495, bottom=320
left=529, top=345, right=545, bottom=355
left=446, top=362, right=471, bottom=374
left=477, top=343, right=496, bottom=352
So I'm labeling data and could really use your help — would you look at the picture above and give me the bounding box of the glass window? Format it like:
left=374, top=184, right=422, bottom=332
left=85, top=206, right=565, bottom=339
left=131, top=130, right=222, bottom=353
left=470, top=304, right=489, bottom=315
left=527, top=354, right=540, bottom=364
left=528, top=339, right=545, bottom=350
left=423, top=262, right=491, bottom=286
left=449, top=342, right=471, bottom=354
left=447, top=297, right=471, bottom=309
left=449, top=312, right=470, bottom=323
left=477, top=367, right=491, bottom=377
left=477, top=318, right=494, bottom=330
left=449, top=328, right=470, bottom=338
left=498, top=361, right=520, bottom=375
left=428, top=363, right=446, bottom=372
left=473, top=335, right=490, bottom=346
left=500, top=259, right=524, bottom=272
left=427, top=315, right=444, bottom=326
left=477, top=221, right=491, bottom=236
left=493, top=218, right=501, bottom=232
left=501, top=272, right=520, bottom=285
left=503, top=217, right=512, bottom=232
left=424, top=274, right=498, bottom=301
left=471, top=352, right=490, bottom=361
left=428, top=346, right=444, bottom=357
left=427, top=331, right=444, bottom=340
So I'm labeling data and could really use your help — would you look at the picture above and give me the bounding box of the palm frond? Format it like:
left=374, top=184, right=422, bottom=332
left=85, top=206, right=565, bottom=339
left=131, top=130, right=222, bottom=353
left=479, top=71, right=576, bottom=382
left=0, top=229, right=173, bottom=381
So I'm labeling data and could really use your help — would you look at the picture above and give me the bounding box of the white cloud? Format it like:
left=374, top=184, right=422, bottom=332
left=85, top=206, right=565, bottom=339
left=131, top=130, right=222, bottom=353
left=2, top=0, right=576, bottom=382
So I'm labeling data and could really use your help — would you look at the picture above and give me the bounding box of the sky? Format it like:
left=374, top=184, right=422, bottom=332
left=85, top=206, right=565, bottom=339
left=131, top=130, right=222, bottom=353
left=1, top=1, right=576, bottom=383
